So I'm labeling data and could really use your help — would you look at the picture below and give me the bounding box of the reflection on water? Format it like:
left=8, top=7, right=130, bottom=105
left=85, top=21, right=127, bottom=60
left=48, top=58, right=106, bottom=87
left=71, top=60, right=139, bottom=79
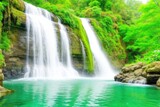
left=1, top=80, right=160, bottom=107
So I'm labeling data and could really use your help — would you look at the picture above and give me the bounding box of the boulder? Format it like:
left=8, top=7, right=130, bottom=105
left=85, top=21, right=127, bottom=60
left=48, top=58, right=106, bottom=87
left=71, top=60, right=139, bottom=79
left=0, top=86, right=13, bottom=97
left=156, top=78, right=160, bottom=87
left=145, top=61, right=160, bottom=74
left=144, top=62, right=160, bottom=84
left=122, top=62, right=144, bottom=73
left=134, top=69, right=143, bottom=76
left=3, top=28, right=27, bottom=79
left=114, top=74, right=124, bottom=81
left=115, top=62, right=147, bottom=85
left=134, top=76, right=147, bottom=84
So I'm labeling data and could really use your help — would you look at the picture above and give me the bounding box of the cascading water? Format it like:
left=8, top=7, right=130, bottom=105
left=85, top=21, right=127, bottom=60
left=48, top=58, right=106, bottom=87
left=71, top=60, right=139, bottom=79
left=80, top=40, right=86, bottom=71
left=58, top=19, right=72, bottom=68
left=81, top=18, right=115, bottom=80
left=58, top=19, right=79, bottom=76
left=24, top=2, right=79, bottom=79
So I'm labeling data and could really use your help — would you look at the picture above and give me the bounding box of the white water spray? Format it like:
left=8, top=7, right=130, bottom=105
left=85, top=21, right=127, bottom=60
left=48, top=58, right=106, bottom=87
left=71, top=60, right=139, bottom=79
left=81, top=18, right=115, bottom=80
left=24, top=3, right=79, bottom=79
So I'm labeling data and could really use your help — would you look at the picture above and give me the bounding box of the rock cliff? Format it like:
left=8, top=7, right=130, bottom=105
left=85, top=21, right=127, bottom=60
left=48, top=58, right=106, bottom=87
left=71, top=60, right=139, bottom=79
left=2, top=0, right=85, bottom=79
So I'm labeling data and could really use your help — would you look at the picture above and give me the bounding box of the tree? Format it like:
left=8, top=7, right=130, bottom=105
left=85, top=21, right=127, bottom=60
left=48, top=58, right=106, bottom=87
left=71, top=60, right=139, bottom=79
left=123, top=0, right=160, bottom=62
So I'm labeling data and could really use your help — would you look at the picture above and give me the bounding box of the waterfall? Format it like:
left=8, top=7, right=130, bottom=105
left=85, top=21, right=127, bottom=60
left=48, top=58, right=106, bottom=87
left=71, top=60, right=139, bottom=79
left=80, top=40, right=86, bottom=71
left=81, top=18, right=115, bottom=80
left=58, top=19, right=79, bottom=76
left=58, top=19, right=72, bottom=67
left=24, top=2, right=79, bottom=79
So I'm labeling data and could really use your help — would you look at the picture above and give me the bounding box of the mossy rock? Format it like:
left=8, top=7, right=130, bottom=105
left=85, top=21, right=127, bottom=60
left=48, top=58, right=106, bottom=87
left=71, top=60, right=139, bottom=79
left=10, top=0, right=25, bottom=12
left=73, top=18, right=94, bottom=73
left=11, top=7, right=26, bottom=27
left=145, top=61, right=160, bottom=74
left=0, top=86, right=13, bottom=97
left=67, top=27, right=81, bottom=55
left=122, top=62, right=144, bottom=73
left=156, top=78, right=160, bottom=87
left=0, top=73, right=4, bottom=81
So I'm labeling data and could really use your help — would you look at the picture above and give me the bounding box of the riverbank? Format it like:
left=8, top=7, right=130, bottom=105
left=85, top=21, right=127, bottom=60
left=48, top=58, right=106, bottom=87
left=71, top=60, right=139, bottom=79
left=0, top=69, right=13, bottom=97
left=114, top=61, right=160, bottom=87
left=0, top=86, right=13, bottom=97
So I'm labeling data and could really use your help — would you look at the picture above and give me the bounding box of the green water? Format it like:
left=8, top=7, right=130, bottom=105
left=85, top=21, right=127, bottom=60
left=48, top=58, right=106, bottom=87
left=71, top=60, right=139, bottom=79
left=1, top=79, right=160, bottom=107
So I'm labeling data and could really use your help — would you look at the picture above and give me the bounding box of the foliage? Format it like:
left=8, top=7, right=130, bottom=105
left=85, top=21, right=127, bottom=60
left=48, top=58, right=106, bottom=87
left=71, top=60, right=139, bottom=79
left=135, top=50, right=160, bottom=63
left=0, top=32, right=11, bottom=51
left=0, top=1, right=9, bottom=68
left=91, top=18, right=126, bottom=65
left=0, top=51, right=4, bottom=68
left=13, top=0, right=160, bottom=68
left=0, top=0, right=8, bottom=21
left=123, top=0, right=160, bottom=63
left=23, top=0, right=145, bottom=67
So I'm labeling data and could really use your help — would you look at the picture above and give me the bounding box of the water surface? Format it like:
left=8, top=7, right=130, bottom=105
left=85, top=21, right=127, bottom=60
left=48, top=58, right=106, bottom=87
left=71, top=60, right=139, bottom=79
left=1, top=80, right=160, bottom=107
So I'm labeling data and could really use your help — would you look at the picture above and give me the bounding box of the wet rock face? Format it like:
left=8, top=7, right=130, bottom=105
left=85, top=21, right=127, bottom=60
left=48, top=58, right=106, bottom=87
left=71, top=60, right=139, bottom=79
left=67, top=27, right=83, bottom=71
left=3, top=66, right=25, bottom=80
left=115, top=61, right=160, bottom=86
left=3, top=28, right=27, bottom=79
left=2, top=0, right=32, bottom=79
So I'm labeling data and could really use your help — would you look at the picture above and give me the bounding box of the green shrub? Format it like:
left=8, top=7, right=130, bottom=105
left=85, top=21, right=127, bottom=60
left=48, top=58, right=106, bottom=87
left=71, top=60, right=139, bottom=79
left=0, top=32, right=11, bottom=51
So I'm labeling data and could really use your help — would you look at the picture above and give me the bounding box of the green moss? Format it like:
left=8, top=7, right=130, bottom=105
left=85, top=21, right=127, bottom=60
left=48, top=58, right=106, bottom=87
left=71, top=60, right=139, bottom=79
left=11, top=7, right=26, bottom=26
left=0, top=23, right=2, bottom=38
left=11, top=0, right=25, bottom=11
left=73, top=17, right=94, bottom=73
left=0, top=32, right=11, bottom=51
